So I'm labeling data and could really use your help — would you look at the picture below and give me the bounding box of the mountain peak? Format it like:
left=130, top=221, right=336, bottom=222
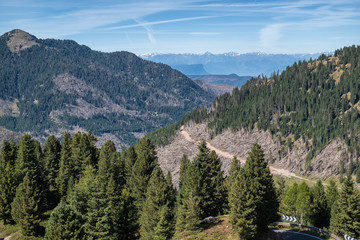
left=5, top=29, right=39, bottom=53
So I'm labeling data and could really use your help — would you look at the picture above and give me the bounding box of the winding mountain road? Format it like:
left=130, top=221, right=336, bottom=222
left=180, top=126, right=311, bottom=181
left=274, top=230, right=325, bottom=240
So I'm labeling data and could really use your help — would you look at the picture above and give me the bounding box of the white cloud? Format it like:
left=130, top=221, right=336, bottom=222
left=259, top=23, right=287, bottom=50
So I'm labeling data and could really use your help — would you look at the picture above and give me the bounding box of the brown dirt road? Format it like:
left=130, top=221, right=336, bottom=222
left=180, top=126, right=311, bottom=181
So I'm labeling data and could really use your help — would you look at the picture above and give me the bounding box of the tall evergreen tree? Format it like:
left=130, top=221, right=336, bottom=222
left=140, top=166, right=175, bottom=240
left=229, top=168, right=257, bottom=240
left=326, top=179, right=338, bottom=210
left=44, top=202, right=85, bottom=240
left=129, top=138, right=158, bottom=209
left=175, top=162, right=202, bottom=233
left=178, top=154, right=189, bottom=191
left=330, top=176, right=360, bottom=238
left=70, top=132, right=83, bottom=179
left=110, top=186, right=138, bottom=240
left=192, top=140, right=225, bottom=218
left=296, top=181, right=312, bottom=225
left=281, top=183, right=298, bottom=217
left=15, top=134, right=37, bottom=183
left=56, top=132, right=73, bottom=198
left=80, top=132, right=97, bottom=171
left=0, top=140, right=17, bottom=224
left=68, top=166, right=97, bottom=217
left=228, top=156, right=241, bottom=178
left=11, top=173, right=42, bottom=236
left=84, top=180, right=112, bottom=240
left=311, top=180, right=329, bottom=228
left=243, top=143, right=279, bottom=232
left=98, top=140, right=117, bottom=185
left=43, top=135, right=61, bottom=192
left=125, top=146, right=137, bottom=183
left=15, top=135, right=46, bottom=208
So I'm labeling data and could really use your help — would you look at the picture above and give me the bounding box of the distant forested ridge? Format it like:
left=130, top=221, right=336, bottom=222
left=0, top=29, right=214, bottom=146
left=149, top=46, right=360, bottom=165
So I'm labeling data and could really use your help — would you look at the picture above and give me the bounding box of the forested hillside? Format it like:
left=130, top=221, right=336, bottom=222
left=149, top=45, right=360, bottom=173
left=0, top=29, right=214, bottom=146
left=1, top=134, right=359, bottom=239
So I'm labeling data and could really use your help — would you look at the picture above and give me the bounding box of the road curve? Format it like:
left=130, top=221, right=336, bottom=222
left=274, top=230, right=324, bottom=240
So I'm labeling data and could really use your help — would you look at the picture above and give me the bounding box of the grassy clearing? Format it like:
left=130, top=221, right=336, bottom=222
left=172, top=216, right=239, bottom=240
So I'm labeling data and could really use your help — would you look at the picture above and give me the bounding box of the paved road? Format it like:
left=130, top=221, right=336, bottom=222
left=275, top=230, right=324, bottom=240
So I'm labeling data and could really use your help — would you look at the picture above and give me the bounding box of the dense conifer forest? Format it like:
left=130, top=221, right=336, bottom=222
left=149, top=46, right=360, bottom=165
left=0, top=29, right=214, bottom=145
left=1, top=133, right=360, bottom=239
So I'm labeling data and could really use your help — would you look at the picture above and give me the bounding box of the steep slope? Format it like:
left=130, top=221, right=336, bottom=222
left=193, top=80, right=234, bottom=96
left=151, top=46, right=360, bottom=180
left=189, top=74, right=252, bottom=87
left=0, top=29, right=215, bottom=146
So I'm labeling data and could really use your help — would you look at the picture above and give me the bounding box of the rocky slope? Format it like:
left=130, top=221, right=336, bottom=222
left=0, top=29, right=215, bottom=146
left=155, top=46, right=360, bottom=182
left=157, top=122, right=345, bottom=186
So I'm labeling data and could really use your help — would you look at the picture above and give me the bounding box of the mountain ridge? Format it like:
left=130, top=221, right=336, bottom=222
left=151, top=45, right=360, bottom=179
left=140, top=51, right=324, bottom=76
left=0, top=29, right=215, bottom=146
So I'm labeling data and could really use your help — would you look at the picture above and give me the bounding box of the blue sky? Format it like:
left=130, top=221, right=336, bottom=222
left=0, top=0, right=360, bottom=54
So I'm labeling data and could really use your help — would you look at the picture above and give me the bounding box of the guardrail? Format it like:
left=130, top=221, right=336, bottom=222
left=271, top=222, right=342, bottom=240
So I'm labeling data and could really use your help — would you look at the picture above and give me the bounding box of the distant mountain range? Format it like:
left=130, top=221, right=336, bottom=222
left=0, top=29, right=215, bottom=146
left=172, top=64, right=209, bottom=75
left=140, top=52, right=324, bottom=76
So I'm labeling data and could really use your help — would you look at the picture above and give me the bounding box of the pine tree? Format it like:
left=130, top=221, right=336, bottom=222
left=311, top=180, right=329, bottom=228
left=15, top=134, right=37, bottom=183
left=330, top=176, right=360, bottom=238
left=43, top=135, right=61, bottom=193
left=15, top=134, right=46, bottom=208
left=129, top=138, right=158, bottom=210
left=179, top=154, right=189, bottom=190
left=154, top=205, right=174, bottom=240
left=281, top=183, right=298, bottom=217
left=228, top=155, right=241, bottom=178
left=44, top=202, right=85, bottom=240
left=229, top=168, right=257, bottom=240
left=80, top=132, right=97, bottom=171
left=0, top=140, right=17, bottom=224
left=11, top=173, right=41, bottom=236
left=70, top=132, right=83, bottom=179
left=296, top=181, right=312, bottom=225
left=56, top=132, right=73, bottom=198
left=84, top=181, right=112, bottom=240
left=325, top=179, right=339, bottom=209
left=68, top=166, right=97, bottom=217
left=175, top=162, right=202, bottom=233
left=112, top=187, right=138, bottom=240
left=243, top=143, right=279, bottom=232
left=98, top=140, right=117, bottom=185
left=140, top=166, right=175, bottom=240
left=192, top=140, right=225, bottom=218
left=224, top=156, right=241, bottom=213
left=125, top=146, right=137, bottom=183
